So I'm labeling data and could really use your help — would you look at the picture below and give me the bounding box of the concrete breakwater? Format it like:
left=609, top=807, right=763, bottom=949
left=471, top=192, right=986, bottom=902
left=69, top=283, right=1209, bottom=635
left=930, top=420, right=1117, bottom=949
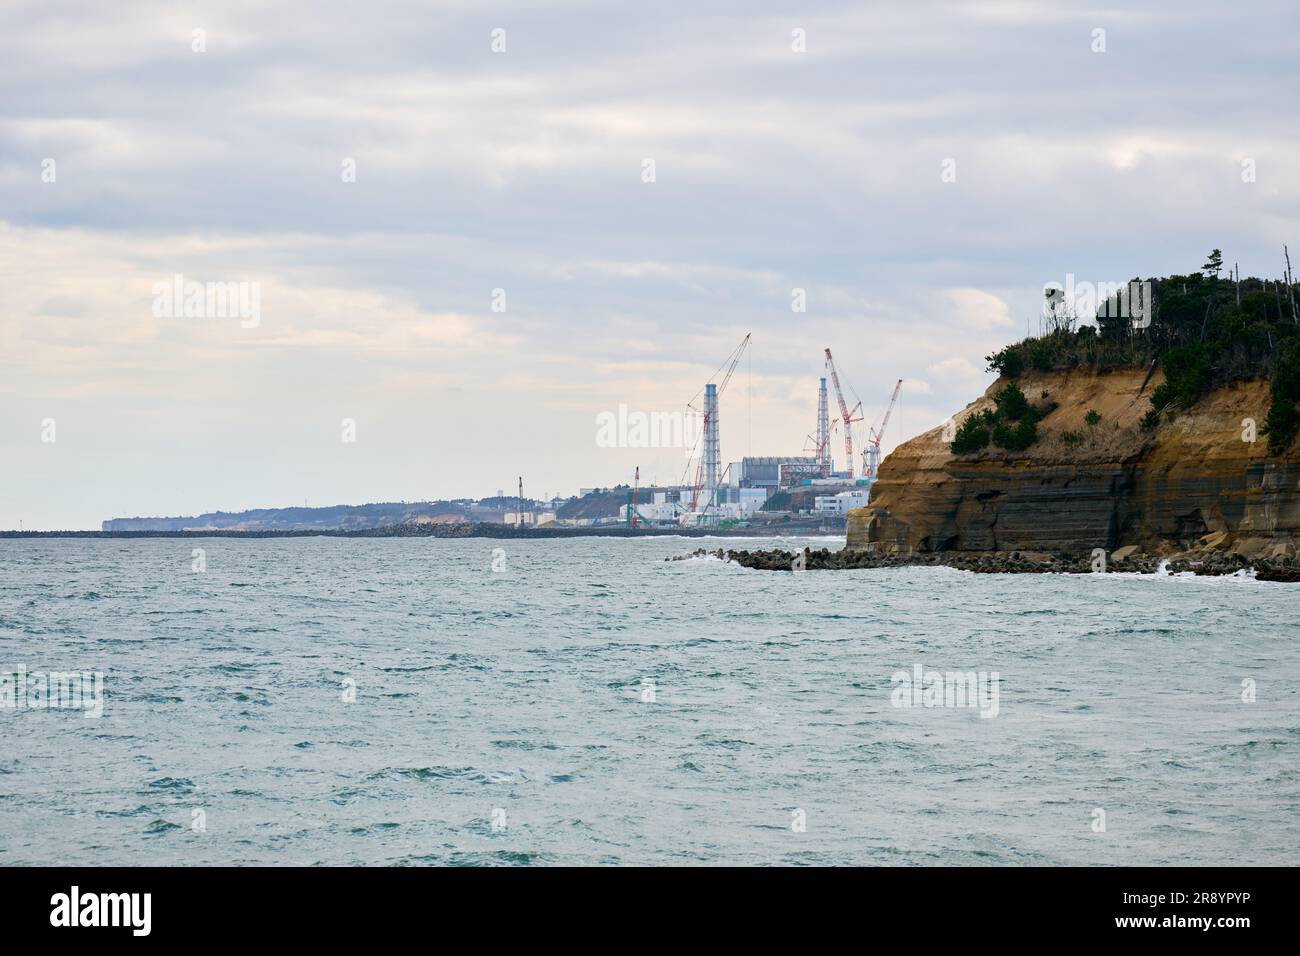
left=670, top=546, right=1300, bottom=581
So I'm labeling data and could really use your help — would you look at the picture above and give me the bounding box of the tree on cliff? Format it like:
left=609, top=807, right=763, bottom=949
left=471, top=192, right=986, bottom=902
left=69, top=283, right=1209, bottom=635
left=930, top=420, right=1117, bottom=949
left=1201, top=249, right=1224, bottom=279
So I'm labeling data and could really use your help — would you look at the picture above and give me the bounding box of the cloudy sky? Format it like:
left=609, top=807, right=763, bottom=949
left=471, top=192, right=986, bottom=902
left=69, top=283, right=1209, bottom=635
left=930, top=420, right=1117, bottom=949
left=2, top=0, right=1297, bottom=529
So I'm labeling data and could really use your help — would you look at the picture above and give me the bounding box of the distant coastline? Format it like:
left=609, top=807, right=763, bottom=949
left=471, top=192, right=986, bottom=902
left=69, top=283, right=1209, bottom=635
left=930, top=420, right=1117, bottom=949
left=0, top=522, right=844, bottom=540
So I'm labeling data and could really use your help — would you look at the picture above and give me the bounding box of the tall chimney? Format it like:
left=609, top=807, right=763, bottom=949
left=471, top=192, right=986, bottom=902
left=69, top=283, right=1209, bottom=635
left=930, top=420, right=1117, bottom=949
left=817, top=377, right=831, bottom=477
left=703, top=383, right=720, bottom=508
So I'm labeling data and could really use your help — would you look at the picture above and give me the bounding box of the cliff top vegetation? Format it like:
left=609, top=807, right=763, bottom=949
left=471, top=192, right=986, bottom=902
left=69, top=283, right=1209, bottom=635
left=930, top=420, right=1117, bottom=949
left=982, top=251, right=1300, bottom=453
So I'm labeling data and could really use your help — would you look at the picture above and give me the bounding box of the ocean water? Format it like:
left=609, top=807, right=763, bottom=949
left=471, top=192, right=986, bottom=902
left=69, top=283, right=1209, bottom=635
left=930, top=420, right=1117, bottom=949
left=0, top=536, right=1297, bottom=866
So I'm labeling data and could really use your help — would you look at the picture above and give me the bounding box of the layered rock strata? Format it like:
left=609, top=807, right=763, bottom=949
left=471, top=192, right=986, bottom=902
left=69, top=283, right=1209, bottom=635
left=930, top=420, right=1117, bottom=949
left=846, top=370, right=1300, bottom=561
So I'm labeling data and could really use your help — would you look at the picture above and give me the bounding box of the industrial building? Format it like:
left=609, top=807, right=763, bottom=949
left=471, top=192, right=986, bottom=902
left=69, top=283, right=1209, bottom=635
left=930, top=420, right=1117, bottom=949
left=601, top=334, right=901, bottom=527
left=814, top=490, right=871, bottom=515
left=727, top=456, right=822, bottom=491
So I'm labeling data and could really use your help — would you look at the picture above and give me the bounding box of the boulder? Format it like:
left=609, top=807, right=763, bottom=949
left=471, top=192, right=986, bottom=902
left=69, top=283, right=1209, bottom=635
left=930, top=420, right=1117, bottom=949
left=1232, top=537, right=1272, bottom=560
left=1198, top=530, right=1234, bottom=552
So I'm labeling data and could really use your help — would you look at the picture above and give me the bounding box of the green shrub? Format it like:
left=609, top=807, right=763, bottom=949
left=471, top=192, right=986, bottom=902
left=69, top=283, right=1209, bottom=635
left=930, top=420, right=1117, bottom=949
left=1030, top=341, right=1055, bottom=372
left=1013, top=418, right=1039, bottom=449
left=993, top=382, right=1031, bottom=421
left=1084, top=409, right=1101, bottom=428
left=1264, top=401, right=1299, bottom=452
left=1153, top=343, right=1213, bottom=411
left=993, top=417, right=1038, bottom=451
left=1062, top=430, right=1084, bottom=446
left=949, top=385, right=1045, bottom=455
left=951, top=415, right=991, bottom=454
left=1263, top=340, right=1300, bottom=453
left=986, top=346, right=1024, bottom=379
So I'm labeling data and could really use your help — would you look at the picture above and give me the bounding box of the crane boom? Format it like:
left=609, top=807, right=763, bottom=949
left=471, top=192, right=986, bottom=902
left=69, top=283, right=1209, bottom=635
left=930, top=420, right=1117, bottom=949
left=631, top=466, right=639, bottom=529
left=823, top=348, right=863, bottom=479
left=875, top=379, right=902, bottom=443
left=687, top=333, right=752, bottom=513
left=864, top=379, right=903, bottom=478
left=715, top=337, right=749, bottom=396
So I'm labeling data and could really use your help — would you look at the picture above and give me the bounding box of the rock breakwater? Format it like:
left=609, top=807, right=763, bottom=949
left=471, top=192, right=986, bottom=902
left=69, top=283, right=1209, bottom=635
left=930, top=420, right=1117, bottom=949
left=669, top=546, right=1300, bottom=579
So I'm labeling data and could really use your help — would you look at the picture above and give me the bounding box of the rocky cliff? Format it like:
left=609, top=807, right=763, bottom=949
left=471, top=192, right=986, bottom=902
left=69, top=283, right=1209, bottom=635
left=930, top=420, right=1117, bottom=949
left=847, top=369, right=1300, bottom=559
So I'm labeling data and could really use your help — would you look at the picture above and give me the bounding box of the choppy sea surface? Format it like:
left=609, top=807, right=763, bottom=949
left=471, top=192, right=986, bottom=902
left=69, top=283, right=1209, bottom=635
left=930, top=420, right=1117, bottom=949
left=0, top=536, right=1297, bottom=866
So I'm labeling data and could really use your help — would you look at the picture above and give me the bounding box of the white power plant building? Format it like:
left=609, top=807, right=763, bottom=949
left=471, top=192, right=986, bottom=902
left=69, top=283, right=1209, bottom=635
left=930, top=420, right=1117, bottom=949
left=814, top=490, right=870, bottom=516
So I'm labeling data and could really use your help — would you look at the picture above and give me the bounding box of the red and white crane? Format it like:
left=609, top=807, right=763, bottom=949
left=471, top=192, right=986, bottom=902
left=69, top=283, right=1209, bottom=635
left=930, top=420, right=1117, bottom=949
left=863, top=379, right=903, bottom=478
left=824, top=348, right=863, bottom=479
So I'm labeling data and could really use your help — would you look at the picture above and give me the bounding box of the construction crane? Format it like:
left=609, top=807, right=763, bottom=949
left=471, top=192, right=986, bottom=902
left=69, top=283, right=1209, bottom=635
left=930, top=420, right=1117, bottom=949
left=803, top=419, right=836, bottom=468
left=803, top=376, right=833, bottom=475
left=824, top=348, right=863, bottom=479
left=630, top=466, right=639, bottom=529
left=863, top=379, right=903, bottom=478
left=684, top=333, right=752, bottom=514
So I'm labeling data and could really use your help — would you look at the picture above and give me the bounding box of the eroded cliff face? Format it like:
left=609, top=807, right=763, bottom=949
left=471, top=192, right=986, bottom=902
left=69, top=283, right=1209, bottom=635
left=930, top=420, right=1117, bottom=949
left=847, top=369, right=1300, bottom=557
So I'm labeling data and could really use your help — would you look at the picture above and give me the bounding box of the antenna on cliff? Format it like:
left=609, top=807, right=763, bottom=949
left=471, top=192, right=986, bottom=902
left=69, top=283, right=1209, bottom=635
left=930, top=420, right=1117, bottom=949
left=1286, top=245, right=1299, bottom=327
